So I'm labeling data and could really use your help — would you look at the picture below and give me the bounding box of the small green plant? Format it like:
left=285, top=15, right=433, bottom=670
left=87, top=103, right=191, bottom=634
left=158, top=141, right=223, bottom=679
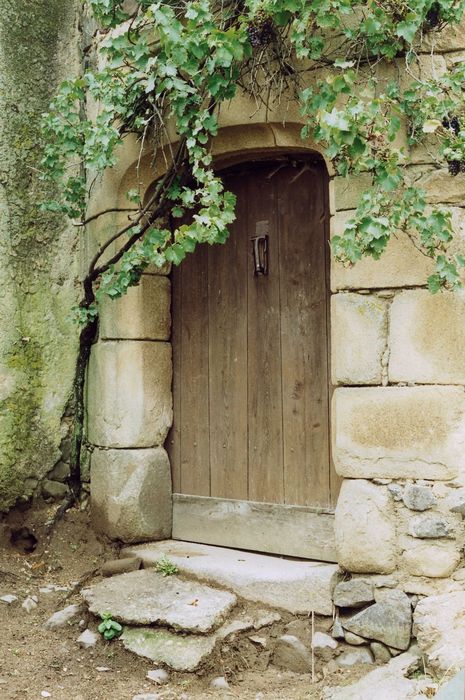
left=98, top=612, right=123, bottom=641
left=154, top=555, right=179, bottom=577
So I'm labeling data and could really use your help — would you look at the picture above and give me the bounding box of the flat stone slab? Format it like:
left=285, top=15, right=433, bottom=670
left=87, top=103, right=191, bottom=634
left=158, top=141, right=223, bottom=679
left=122, top=540, right=339, bottom=615
left=322, top=652, right=433, bottom=700
left=82, top=570, right=236, bottom=633
left=121, top=608, right=281, bottom=671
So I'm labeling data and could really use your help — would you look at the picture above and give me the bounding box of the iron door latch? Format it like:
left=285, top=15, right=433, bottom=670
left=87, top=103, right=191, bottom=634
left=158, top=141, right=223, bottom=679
left=251, top=234, right=269, bottom=276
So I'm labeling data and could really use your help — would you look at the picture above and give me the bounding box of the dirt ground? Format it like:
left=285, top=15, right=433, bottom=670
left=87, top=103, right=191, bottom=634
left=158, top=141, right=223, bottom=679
left=0, top=505, right=370, bottom=700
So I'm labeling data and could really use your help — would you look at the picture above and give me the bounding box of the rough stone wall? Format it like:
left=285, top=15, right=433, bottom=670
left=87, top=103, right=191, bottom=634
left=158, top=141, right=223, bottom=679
left=331, top=20, right=465, bottom=590
left=0, top=1, right=81, bottom=510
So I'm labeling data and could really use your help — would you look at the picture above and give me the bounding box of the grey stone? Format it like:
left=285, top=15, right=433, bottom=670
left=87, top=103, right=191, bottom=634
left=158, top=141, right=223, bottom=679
left=77, top=629, right=98, bottom=648
left=91, top=447, right=172, bottom=543
left=333, top=579, right=375, bottom=608
left=82, top=570, right=237, bottom=633
left=210, top=677, right=229, bottom=690
left=388, top=484, right=404, bottom=502
left=344, top=632, right=366, bottom=646
left=122, top=540, right=338, bottom=615
left=44, top=604, right=82, bottom=629
left=121, top=610, right=267, bottom=671
left=133, top=696, right=160, bottom=700
left=402, top=484, right=436, bottom=511
left=408, top=515, right=453, bottom=539
left=342, top=594, right=412, bottom=651
left=370, top=642, right=392, bottom=664
left=100, top=557, right=142, bottom=577
left=272, top=634, right=313, bottom=673
left=0, top=594, right=17, bottom=604
left=374, top=589, right=413, bottom=606
left=42, top=479, right=69, bottom=500
left=249, top=635, right=267, bottom=648
left=336, top=648, right=374, bottom=667
left=146, top=669, right=169, bottom=685
left=312, top=632, right=338, bottom=650
left=449, top=492, right=465, bottom=516
left=22, top=596, right=38, bottom=613
left=123, top=627, right=216, bottom=671
left=414, top=592, right=465, bottom=673
left=48, top=461, right=70, bottom=483
left=332, top=618, right=345, bottom=640
left=323, top=653, right=423, bottom=699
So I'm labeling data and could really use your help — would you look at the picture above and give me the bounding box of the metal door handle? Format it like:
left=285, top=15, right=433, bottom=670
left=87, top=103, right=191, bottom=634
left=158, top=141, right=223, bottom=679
left=251, top=235, right=268, bottom=276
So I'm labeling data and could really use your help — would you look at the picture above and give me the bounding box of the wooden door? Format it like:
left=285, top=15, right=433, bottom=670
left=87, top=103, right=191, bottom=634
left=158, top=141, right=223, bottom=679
left=168, top=158, right=338, bottom=561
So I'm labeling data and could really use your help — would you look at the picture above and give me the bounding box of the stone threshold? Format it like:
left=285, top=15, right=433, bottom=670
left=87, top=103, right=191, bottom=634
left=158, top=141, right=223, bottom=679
left=122, top=539, right=339, bottom=616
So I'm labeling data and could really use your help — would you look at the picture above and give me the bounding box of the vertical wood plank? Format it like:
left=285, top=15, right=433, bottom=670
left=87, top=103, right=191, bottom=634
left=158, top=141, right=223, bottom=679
left=278, top=164, right=331, bottom=507
left=208, top=173, right=249, bottom=500
left=179, top=245, right=211, bottom=495
left=247, top=164, right=284, bottom=504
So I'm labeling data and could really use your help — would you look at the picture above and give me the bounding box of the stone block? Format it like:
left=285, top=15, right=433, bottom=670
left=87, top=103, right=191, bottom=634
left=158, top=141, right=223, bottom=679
left=335, top=480, right=397, bottom=574
left=418, top=168, right=465, bottom=205
left=414, top=592, right=465, bottom=673
left=331, top=293, right=387, bottom=385
left=333, top=173, right=373, bottom=211
left=401, top=540, right=460, bottom=578
left=91, top=447, right=172, bottom=542
left=87, top=340, right=172, bottom=448
left=333, top=387, right=465, bottom=480
left=420, top=16, right=465, bottom=52
left=330, top=210, right=434, bottom=290
left=99, top=275, right=171, bottom=341
left=389, top=290, right=465, bottom=384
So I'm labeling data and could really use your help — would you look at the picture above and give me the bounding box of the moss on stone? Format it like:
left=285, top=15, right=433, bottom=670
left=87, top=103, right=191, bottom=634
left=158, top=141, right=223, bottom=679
left=0, top=0, right=81, bottom=510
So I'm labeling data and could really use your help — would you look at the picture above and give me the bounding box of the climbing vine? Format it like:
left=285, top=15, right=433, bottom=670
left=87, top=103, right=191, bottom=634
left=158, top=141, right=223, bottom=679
left=42, top=0, right=465, bottom=316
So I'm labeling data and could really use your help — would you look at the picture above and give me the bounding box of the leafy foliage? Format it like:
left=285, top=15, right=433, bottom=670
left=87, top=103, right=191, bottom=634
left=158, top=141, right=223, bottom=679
left=41, top=0, right=465, bottom=318
left=98, top=612, right=123, bottom=641
left=154, top=555, right=180, bottom=577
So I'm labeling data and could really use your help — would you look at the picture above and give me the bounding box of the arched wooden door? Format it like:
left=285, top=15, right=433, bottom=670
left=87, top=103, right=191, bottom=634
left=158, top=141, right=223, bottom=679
left=168, top=158, right=338, bottom=561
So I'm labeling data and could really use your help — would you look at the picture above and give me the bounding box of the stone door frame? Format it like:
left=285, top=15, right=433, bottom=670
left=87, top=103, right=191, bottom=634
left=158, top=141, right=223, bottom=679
left=87, top=122, right=340, bottom=545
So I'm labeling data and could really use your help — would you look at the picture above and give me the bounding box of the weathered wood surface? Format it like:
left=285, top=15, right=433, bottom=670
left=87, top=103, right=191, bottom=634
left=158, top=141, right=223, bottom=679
left=172, top=494, right=337, bottom=562
left=168, top=159, right=337, bottom=557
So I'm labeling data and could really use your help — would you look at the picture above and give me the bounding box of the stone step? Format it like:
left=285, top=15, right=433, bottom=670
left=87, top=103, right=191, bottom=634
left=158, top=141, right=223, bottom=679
left=121, top=608, right=281, bottom=672
left=122, top=540, right=339, bottom=616
left=82, top=569, right=237, bottom=633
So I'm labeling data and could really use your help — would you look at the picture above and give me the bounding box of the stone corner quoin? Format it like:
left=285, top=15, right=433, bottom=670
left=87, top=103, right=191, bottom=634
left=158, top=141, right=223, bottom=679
left=332, top=386, right=465, bottom=481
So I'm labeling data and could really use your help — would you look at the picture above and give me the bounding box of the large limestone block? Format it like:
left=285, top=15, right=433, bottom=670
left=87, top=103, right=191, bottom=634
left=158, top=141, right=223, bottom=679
left=335, top=480, right=397, bottom=574
left=401, top=540, right=460, bottom=578
left=418, top=168, right=465, bottom=205
left=87, top=340, right=172, bottom=447
left=414, top=592, right=465, bottom=673
left=333, top=387, right=465, bottom=480
left=333, top=173, right=372, bottom=211
left=389, top=289, right=465, bottom=384
left=330, top=211, right=433, bottom=290
left=91, top=447, right=172, bottom=542
left=420, top=16, right=465, bottom=52
left=331, top=293, right=387, bottom=385
left=99, top=275, right=171, bottom=341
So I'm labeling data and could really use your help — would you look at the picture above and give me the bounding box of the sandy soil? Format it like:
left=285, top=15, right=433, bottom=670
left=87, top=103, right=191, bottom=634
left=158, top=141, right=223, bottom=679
left=0, top=505, right=369, bottom=700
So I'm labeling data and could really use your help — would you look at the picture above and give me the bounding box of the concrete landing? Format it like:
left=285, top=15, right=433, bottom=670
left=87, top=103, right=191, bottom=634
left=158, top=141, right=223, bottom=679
left=122, top=540, right=339, bottom=616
